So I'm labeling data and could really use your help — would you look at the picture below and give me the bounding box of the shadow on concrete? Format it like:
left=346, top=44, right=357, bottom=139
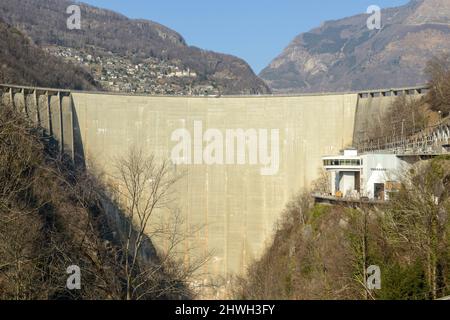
left=71, top=95, right=86, bottom=170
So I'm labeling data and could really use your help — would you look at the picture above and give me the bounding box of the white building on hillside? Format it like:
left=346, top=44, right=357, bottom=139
left=321, top=149, right=408, bottom=201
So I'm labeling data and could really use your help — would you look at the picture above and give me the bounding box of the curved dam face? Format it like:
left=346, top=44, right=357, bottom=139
left=71, top=92, right=357, bottom=278
left=0, top=84, right=425, bottom=282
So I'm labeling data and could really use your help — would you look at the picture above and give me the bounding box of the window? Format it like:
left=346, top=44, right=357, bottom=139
left=324, top=159, right=362, bottom=166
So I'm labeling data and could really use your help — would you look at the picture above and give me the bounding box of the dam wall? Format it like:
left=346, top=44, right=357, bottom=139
left=0, top=84, right=427, bottom=282
left=353, top=87, right=427, bottom=143
left=71, top=92, right=357, bottom=278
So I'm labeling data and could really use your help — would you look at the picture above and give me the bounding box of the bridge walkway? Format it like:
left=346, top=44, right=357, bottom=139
left=356, top=117, right=450, bottom=157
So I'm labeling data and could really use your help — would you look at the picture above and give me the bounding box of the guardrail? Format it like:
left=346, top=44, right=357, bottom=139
left=356, top=118, right=450, bottom=156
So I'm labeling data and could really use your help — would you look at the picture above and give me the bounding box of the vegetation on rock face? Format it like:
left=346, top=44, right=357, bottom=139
left=260, top=0, right=450, bottom=93
left=362, top=54, right=450, bottom=143
left=0, top=19, right=98, bottom=90
left=365, top=94, right=430, bottom=142
left=239, top=53, right=450, bottom=301
left=0, top=102, right=195, bottom=300
left=426, top=54, right=450, bottom=117
left=383, top=156, right=450, bottom=299
left=237, top=157, right=450, bottom=300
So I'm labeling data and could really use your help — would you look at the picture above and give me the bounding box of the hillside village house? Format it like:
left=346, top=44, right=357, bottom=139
left=320, top=149, right=408, bottom=201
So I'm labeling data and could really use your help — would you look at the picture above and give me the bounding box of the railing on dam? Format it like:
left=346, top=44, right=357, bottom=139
left=1, top=82, right=435, bottom=164
left=357, top=86, right=429, bottom=99
left=356, top=118, right=450, bottom=157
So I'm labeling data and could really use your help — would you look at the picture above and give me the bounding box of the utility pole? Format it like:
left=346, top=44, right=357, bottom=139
left=401, top=119, right=405, bottom=143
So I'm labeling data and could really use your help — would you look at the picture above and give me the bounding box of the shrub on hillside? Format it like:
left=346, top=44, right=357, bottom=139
left=426, top=54, right=450, bottom=117
left=0, top=102, right=193, bottom=300
left=237, top=162, right=450, bottom=300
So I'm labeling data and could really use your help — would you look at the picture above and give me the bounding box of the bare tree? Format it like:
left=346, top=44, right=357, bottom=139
left=426, top=54, right=450, bottom=116
left=366, top=95, right=429, bottom=142
left=1, top=101, right=210, bottom=300
left=0, top=103, right=47, bottom=299
left=382, top=158, right=450, bottom=299
left=113, top=147, right=209, bottom=300
left=347, top=205, right=377, bottom=300
left=312, top=169, right=331, bottom=195
left=1, top=102, right=124, bottom=300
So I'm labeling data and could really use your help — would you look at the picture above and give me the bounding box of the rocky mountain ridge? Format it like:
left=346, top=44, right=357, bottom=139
left=260, top=0, right=450, bottom=93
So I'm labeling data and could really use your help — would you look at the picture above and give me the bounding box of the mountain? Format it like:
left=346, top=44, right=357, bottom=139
left=0, top=19, right=98, bottom=90
left=0, top=0, right=270, bottom=95
left=260, top=0, right=450, bottom=93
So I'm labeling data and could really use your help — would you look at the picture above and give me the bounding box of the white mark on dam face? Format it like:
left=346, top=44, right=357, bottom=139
left=170, top=120, right=280, bottom=176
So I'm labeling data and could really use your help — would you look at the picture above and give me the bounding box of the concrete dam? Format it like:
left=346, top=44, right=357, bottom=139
left=0, top=84, right=426, bottom=282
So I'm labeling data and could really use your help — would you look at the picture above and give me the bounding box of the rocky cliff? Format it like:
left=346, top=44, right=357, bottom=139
left=260, top=0, right=450, bottom=93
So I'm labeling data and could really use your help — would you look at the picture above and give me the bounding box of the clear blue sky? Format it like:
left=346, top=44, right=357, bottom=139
left=81, top=0, right=409, bottom=73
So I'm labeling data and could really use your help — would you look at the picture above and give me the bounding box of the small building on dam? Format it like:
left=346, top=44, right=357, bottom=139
left=316, top=115, right=450, bottom=205
left=321, top=149, right=406, bottom=202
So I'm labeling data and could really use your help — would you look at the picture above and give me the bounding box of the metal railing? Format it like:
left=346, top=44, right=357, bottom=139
left=356, top=118, right=450, bottom=156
